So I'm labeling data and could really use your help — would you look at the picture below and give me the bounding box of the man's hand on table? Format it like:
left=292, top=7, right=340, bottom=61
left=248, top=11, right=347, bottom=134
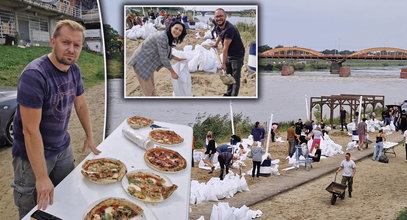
left=36, top=177, right=54, bottom=210
left=82, top=137, right=101, bottom=155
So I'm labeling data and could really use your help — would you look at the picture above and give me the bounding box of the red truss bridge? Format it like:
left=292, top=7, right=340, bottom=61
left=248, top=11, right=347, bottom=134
left=259, top=47, right=407, bottom=61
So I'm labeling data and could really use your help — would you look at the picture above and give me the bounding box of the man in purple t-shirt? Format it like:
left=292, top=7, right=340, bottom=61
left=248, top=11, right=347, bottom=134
left=212, top=8, right=245, bottom=96
left=11, top=20, right=101, bottom=218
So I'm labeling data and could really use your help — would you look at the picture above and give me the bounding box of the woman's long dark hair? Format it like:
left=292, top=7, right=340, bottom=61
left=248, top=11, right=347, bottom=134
left=166, top=21, right=187, bottom=46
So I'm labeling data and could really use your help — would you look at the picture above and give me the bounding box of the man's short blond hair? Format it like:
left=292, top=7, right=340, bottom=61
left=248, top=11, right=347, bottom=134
left=52, top=19, right=84, bottom=39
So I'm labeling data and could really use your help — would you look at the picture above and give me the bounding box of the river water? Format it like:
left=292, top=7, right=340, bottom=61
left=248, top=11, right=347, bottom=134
left=106, top=66, right=407, bottom=135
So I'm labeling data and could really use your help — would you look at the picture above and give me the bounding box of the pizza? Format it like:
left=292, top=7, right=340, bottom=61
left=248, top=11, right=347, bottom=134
left=84, top=198, right=144, bottom=220
left=81, top=158, right=127, bottom=184
left=125, top=171, right=178, bottom=202
left=149, top=129, right=184, bottom=145
left=144, top=148, right=187, bottom=172
left=127, top=116, right=154, bottom=129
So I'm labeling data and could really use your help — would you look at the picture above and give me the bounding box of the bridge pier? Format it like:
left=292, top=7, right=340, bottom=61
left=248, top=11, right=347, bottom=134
left=281, top=65, right=294, bottom=76
left=339, top=67, right=351, bottom=77
left=330, top=62, right=342, bottom=74
left=401, top=68, right=407, bottom=79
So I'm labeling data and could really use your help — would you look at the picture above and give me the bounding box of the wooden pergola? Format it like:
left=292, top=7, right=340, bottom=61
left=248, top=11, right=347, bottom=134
left=309, top=94, right=385, bottom=126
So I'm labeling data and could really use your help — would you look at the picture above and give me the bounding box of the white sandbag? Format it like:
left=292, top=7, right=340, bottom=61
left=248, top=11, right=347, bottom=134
left=346, top=141, right=357, bottom=150
left=171, top=60, right=192, bottom=96
left=201, top=39, right=215, bottom=46
left=240, top=176, right=249, bottom=191
left=193, top=151, right=204, bottom=162
left=197, top=216, right=205, bottom=220
left=195, top=22, right=209, bottom=29
left=233, top=205, right=251, bottom=220
left=195, top=32, right=202, bottom=38
left=275, top=137, right=284, bottom=142
left=204, top=30, right=213, bottom=39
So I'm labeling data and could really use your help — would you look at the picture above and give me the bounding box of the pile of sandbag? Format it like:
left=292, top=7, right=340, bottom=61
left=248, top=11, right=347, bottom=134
left=195, top=22, right=209, bottom=29
left=190, top=173, right=249, bottom=205
left=172, top=45, right=220, bottom=73
left=197, top=202, right=262, bottom=220
left=125, top=23, right=157, bottom=40
left=347, top=119, right=394, bottom=135
left=245, top=159, right=280, bottom=176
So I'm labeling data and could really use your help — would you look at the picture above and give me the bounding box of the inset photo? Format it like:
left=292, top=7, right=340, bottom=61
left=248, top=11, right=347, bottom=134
left=124, top=5, right=257, bottom=98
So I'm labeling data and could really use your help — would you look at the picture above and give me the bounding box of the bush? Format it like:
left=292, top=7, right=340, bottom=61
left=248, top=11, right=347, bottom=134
left=396, top=207, right=407, bottom=220
left=193, top=113, right=252, bottom=149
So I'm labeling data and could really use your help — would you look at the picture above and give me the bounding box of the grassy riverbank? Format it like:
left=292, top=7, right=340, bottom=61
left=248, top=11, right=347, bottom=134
left=0, top=45, right=104, bottom=88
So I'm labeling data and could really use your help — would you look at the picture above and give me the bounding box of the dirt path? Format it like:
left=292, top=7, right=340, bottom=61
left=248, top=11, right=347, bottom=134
left=0, top=83, right=105, bottom=219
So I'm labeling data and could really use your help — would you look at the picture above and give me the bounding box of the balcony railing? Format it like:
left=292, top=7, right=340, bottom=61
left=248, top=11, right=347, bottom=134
left=21, top=0, right=82, bottom=18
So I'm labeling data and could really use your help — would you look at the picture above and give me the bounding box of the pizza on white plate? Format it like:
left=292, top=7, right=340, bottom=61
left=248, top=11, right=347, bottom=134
left=81, top=158, right=127, bottom=184
left=127, top=116, right=154, bottom=129
left=125, top=170, right=177, bottom=202
left=144, top=148, right=187, bottom=172
left=149, top=129, right=184, bottom=146
left=84, top=198, right=145, bottom=220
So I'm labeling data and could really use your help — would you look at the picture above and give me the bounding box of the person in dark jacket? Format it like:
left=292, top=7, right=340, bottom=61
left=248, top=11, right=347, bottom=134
left=218, top=152, right=237, bottom=180
left=251, top=121, right=265, bottom=142
left=204, top=135, right=217, bottom=174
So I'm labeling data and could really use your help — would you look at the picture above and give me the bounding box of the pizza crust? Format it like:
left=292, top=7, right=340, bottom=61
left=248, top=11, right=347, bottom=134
left=127, top=116, right=154, bottom=129
left=149, top=129, right=184, bottom=146
left=125, top=171, right=178, bottom=202
left=81, top=158, right=127, bottom=184
left=144, top=148, right=187, bottom=172
left=84, top=198, right=144, bottom=220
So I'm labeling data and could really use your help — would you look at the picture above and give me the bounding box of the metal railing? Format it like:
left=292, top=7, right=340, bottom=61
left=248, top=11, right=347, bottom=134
left=21, top=0, right=81, bottom=18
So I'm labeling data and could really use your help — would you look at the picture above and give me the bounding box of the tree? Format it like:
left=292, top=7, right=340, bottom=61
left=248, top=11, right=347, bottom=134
left=103, top=24, right=122, bottom=58
left=258, top=44, right=272, bottom=53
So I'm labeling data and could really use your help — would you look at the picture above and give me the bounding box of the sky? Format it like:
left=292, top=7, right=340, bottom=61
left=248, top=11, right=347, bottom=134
left=99, top=0, right=406, bottom=51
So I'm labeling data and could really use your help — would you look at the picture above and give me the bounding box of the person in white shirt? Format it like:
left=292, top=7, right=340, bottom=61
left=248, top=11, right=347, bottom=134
left=336, top=153, right=356, bottom=198
left=403, top=130, right=407, bottom=162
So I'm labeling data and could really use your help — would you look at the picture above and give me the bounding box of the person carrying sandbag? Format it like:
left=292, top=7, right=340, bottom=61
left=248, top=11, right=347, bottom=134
left=128, top=21, right=187, bottom=96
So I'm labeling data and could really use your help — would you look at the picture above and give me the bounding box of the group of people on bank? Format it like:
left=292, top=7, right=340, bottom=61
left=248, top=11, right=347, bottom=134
left=127, top=8, right=246, bottom=97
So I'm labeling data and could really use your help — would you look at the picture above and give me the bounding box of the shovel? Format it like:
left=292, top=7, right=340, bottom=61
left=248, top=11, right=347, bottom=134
left=215, top=48, right=236, bottom=85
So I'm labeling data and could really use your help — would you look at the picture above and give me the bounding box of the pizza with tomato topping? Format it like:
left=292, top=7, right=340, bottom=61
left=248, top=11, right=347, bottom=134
left=144, top=148, right=187, bottom=172
left=127, top=116, right=154, bottom=129
left=81, top=158, right=127, bottom=184
left=149, top=130, right=184, bottom=145
left=125, top=171, right=177, bottom=202
left=84, top=198, right=144, bottom=220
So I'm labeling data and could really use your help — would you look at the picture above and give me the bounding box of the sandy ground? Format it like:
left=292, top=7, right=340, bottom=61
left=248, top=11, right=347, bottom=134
left=125, top=29, right=257, bottom=97
left=192, top=130, right=407, bottom=219
left=0, top=83, right=105, bottom=219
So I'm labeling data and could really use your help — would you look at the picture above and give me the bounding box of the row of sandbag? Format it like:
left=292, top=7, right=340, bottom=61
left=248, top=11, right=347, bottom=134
left=287, top=134, right=343, bottom=166
left=126, top=23, right=158, bottom=40
left=197, top=202, right=262, bottom=220
left=190, top=172, right=249, bottom=205
left=347, top=119, right=397, bottom=134
left=172, top=44, right=220, bottom=73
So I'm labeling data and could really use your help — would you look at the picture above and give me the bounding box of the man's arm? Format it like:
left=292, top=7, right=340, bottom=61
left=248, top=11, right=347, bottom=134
left=221, top=39, right=232, bottom=71
left=20, top=105, right=54, bottom=210
left=74, top=94, right=101, bottom=155
left=352, top=167, right=356, bottom=178
left=336, top=165, right=343, bottom=173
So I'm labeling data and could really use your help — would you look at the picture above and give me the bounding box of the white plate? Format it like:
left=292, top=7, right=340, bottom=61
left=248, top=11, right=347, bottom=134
left=143, top=148, right=187, bottom=173
left=122, top=169, right=177, bottom=203
left=148, top=130, right=184, bottom=147
left=82, top=197, right=151, bottom=220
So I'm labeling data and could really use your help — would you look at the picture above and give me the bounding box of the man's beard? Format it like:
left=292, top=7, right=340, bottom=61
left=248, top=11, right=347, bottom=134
left=216, top=20, right=225, bottom=26
left=56, top=53, right=76, bottom=66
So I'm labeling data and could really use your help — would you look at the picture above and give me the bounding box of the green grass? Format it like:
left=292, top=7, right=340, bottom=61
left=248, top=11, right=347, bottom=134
left=107, top=57, right=124, bottom=79
left=396, top=207, right=407, bottom=220
left=0, top=45, right=104, bottom=88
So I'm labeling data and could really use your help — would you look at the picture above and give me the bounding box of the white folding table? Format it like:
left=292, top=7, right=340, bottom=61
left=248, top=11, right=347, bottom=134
left=23, top=120, right=192, bottom=220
